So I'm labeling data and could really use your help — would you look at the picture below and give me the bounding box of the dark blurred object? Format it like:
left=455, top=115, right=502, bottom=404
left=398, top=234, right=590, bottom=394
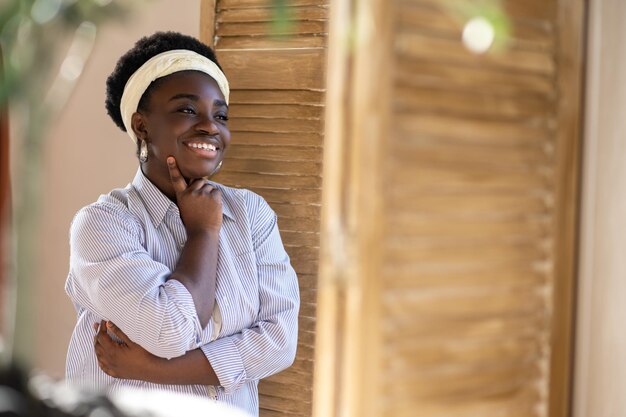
left=0, top=364, right=127, bottom=417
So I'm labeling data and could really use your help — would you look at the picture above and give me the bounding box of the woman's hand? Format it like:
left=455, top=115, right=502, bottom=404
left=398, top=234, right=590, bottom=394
left=94, top=320, right=220, bottom=386
left=94, top=321, right=162, bottom=381
left=167, top=156, right=222, bottom=235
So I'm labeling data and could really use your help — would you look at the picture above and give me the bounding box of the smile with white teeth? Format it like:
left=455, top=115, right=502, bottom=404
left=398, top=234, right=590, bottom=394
left=187, top=142, right=217, bottom=151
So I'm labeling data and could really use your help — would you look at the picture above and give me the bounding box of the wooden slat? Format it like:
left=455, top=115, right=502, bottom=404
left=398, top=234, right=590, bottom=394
left=217, top=20, right=328, bottom=37
left=217, top=6, right=329, bottom=23
left=259, top=393, right=312, bottom=414
left=230, top=103, right=323, bottom=119
left=383, top=336, right=543, bottom=370
left=217, top=49, right=326, bottom=90
left=283, top=233, right=320, bottom=249
left=388, top=165, right=554, bottom=192
left=396, top=113, right=555, bottom=144
left=225, top=159, right=320, bottom=176
left=227, top=144, right=323, bottom=162
left=396, top=58, right=555, bottom=97
left=220, top=0, right=329, bottom=9
left=248, top=187, right=321, bottom=204
left=217, top=172, right=321, bottom=188
left=230, top=90, right=324, bottom=105
left=218, top=35, right=327, bottom=49
left=384, top=263, right=550, bottom=289
left=395, top=32, right=556, bottom=75
left=229, top=117, right=324, bottom=133
left=384, top=314, right=547, bottom=342
left=232, top=131, right=323, bottom=147
left=394, top=193, right=551, bottom=215
left=408, top=0, right=557, bottom=22
left=395, top=85, right=555, bottom=120
left=388, top=214, right=552, bottom=239
left=391, top=142, right=554, bottom=169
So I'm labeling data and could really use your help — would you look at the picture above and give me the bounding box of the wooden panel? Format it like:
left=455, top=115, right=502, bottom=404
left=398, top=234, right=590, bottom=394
left=202, top=1, right=329, bottom=416
left=313, top=1, right=582, bottom=417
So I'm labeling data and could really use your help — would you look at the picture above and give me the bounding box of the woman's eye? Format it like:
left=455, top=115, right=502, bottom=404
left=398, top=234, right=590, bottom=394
left=216, top=114, right=229, bottom=121
left=179, top=107, right=196, bottom=114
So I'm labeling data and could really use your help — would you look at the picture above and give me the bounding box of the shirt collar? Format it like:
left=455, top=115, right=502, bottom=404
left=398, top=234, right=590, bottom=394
left=131, top=168, right=234, bottom=227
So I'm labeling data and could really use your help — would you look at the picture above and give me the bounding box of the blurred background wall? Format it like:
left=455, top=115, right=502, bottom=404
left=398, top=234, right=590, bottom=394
left=574, top=0, right=626, bottom=416
left=32, top=0, right=200, bottom=378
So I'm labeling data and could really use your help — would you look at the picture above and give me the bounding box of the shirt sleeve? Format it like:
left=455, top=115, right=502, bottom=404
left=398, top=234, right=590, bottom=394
left=200, top=194, right=300, bottom=394
left=66, top=203, right=205, bottom=359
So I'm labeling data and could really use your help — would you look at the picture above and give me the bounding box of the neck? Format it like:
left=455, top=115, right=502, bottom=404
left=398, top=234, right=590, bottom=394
left=140, top=164, right=177, bottom=202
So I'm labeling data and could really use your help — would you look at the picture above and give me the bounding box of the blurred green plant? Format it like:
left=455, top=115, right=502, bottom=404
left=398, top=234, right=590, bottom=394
left=270, top=0, right=292, bottom=35
left=0, top=0, right=138, bottom=367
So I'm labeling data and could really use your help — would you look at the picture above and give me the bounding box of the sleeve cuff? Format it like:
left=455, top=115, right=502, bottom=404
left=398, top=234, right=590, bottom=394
left=201, top=337, right=247, bottom=394
left=163, top=279, right=204, bottom=346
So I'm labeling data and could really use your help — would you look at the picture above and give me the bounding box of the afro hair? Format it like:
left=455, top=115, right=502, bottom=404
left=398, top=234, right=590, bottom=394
left=105, top=31, right=222, bottom=132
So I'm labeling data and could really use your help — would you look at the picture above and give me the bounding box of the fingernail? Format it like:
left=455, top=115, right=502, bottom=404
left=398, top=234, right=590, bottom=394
left=106, top=321, right=113, bottom=328
left=167, top=157, right=174, bottom=165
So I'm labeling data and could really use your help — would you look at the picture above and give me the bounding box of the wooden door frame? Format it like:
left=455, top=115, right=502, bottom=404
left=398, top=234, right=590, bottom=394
left=551, top=0, right=587, bottom=416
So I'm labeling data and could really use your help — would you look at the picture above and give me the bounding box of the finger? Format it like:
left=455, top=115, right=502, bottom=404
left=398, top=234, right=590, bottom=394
left=97, top=358, right=112, bottom=377
left=94, top=321, right=106, bottom=347
left=93, top=322, right=99, bottom=332
left=106, top=321, right=133, bottom=346
left=210, top=188, right=222, bottom=200
left=99, top=320, right=108, bottom=339
left=97, top=320, right=119, bottom=349
left=208, top=188, right=223, bottom=204
left=188, top=178, right=210, bottom=192
left=94, top=340, right=103, bottom=358
left=167, top=157, right=188, bottom=194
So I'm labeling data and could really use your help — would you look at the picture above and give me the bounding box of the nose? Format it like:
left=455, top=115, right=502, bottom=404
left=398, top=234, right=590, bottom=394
left=195, top=113, right=220, bottom=135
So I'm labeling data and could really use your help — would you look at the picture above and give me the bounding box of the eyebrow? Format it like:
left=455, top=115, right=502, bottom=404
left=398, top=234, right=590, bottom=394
left=169, top=93, right=198, bottom=102
left=169, top=93, right=229, bottom=108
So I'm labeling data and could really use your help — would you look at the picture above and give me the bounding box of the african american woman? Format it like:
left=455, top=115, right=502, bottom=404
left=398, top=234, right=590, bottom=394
left=65, top=32, right=300, bottom=417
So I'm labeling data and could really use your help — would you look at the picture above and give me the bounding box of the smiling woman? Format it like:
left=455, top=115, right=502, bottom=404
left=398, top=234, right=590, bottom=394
left=64, top=32, right=300, bottom=417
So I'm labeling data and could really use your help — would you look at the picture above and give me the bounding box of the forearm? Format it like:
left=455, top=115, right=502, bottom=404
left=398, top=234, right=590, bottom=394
left=146, top=348, right=219, bottom=386
left=168, top=229, right=219, bottom=328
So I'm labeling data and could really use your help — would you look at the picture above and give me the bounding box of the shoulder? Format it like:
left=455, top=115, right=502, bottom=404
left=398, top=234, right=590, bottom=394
left=214, top=183, right=275, bottom=220
left=221, top=185, right=274, bottom=218
left=70, top=185, right=140, bottom=237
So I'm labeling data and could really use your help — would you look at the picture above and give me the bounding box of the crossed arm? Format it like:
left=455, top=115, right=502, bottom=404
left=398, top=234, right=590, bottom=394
left=94, top=320, right=219, bottom=385
left=91, top=216, right=300, bottom=391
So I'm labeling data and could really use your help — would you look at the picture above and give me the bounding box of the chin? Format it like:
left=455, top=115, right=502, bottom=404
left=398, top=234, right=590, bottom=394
left=180, top=163, right=220, bottom=181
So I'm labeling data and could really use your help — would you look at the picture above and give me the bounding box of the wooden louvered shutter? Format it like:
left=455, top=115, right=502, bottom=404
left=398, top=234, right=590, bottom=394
left=314, top=1, right=584, bottom=417
left=200, top=1, right=328, bottom=416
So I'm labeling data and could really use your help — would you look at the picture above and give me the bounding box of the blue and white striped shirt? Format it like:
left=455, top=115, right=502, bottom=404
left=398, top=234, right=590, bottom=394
left=65, top=168, right=300, bottom=416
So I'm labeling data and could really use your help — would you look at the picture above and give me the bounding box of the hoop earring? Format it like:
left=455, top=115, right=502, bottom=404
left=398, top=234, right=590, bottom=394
left=212, top=160, right=223, bottom=176
left=139, top=140, right=148, bottom=163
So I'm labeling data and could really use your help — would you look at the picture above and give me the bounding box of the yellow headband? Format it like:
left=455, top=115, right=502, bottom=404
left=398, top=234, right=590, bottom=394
left=120, top=49, right=230, bottom=144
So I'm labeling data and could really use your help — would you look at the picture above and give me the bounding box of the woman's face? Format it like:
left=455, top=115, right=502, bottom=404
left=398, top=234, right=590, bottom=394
left=134, top=70, right=230, bottom=195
